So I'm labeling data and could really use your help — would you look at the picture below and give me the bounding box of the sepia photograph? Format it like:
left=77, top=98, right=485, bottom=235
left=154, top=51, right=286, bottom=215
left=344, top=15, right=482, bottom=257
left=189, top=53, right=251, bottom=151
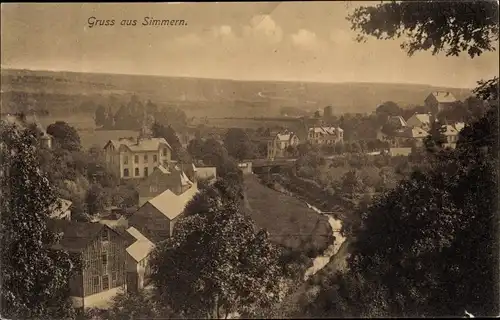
left=0, top=1, right=498, bottom=319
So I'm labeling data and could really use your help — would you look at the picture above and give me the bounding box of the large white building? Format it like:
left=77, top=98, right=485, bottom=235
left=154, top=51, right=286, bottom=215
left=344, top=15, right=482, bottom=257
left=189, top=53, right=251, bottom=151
left=103, top=137, right=173, bottom=179
left=307, top=126, right=344, bottom=145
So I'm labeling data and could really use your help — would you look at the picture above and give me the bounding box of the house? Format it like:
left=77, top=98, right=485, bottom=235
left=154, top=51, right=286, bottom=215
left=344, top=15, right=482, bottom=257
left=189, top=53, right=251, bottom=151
left=267, top=130, right=300, bottom=159
left=49, top=220, right=128, bottom=310
left=128, top=183, right=199, bottom=244
left=49, top=198, right=72, bottom=220
left=406, top=113, right=433, bottom=131
left=389, top=147, right=413, bottom=157
left=307, top=126, right=344, bottom=145
left=103, top=137, right=173, bottom=179
left=425, top=91, right=457, bottom=118
left=238, top=161, right=253, bottom=175
left=136, top=165, right=194, bottom=206
left=393, top=126, right=429, bottom=147
left=387, top=115, right=408, bottom=128
left=192, top=163, right=217, bottom=183
left=441, top=124, right=459, bottom=149
left=125, top=227, right=155, bottom=294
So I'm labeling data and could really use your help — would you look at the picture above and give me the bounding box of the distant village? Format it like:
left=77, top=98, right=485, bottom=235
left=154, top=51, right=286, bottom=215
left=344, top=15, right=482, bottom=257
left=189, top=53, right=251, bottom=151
left=0, top=89, right=475, bottom=310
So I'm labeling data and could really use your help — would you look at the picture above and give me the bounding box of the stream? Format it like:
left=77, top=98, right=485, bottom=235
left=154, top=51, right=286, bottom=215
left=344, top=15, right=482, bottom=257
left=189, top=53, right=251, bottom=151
left=303, top=203, right=346, bottom=281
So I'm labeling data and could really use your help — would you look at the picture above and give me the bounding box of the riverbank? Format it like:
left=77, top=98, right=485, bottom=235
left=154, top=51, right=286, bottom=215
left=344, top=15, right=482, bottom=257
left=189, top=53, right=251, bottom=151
left=303, top=203, right=346, bottom=281
left=243, top=174, right=332, bottom=257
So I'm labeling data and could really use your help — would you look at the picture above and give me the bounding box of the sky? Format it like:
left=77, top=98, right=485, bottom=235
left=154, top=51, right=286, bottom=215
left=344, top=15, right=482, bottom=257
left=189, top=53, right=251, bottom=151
left=1, top=2, right=498, bottom=88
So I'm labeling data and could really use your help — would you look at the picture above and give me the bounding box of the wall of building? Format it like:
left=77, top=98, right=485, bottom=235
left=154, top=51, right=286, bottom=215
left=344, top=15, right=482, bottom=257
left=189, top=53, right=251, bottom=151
left=195, top=167, right=217, bottom=181
left=128, top=203, right=171, bottom=243
left=136, top=169, right=184, bottom=200
left=82, top=228, right=127, bottom=298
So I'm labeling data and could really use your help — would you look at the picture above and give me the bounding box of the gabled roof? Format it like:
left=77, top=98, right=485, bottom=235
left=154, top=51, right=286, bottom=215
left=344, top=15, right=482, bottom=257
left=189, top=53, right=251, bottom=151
left=146, top=184, right=199, bottom=220
left=408, top=113, right=431, bottom=125
left=454, top=122, right=465, bottom=132
left=105, top=137, right=172, bottom=152
left=428, top=91, right=457, bottom=104
left=126, top=227, right=155, bottom=262
left=394, top=127, right=428, bottom=138
left=441, top=125, right=459, bottom=136
left=49, top=220, right=105, bottom=252
left=155, top=165, right=171, bottom=174
left=49, top=198, right=72, bottom=219
left=388, top=116, right=407, bottom=127
left=308, top=126, right=343, bottom=135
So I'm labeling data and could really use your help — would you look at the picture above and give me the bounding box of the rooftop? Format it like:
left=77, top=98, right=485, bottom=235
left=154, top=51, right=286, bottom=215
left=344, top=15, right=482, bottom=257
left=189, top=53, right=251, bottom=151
left=106, top=137, right=172, bottom=152
left=49, top=198, right=72, bottom=219
left=409, top=113, right=432, bottom=125
left=147, top=183, right=199, bottom=220
left=428, top=91, right=457, bottom=104
left=309, top=126, right=343, bottom=134
left=48, top=220, right=105, bottom=252
left=126, top=227, right=155, bottom=262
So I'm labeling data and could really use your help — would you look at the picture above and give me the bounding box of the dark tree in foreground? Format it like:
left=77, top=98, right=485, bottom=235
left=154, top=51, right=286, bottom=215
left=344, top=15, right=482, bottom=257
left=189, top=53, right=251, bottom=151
left=348, top=1, right=499, bottom=58
left=85, top=290, right=177, bottom=320
left=150, top=184, right=284, bottom=318
left=46, top=121, right=81, bottom=152
left=0, top=122, right=76, bottom=319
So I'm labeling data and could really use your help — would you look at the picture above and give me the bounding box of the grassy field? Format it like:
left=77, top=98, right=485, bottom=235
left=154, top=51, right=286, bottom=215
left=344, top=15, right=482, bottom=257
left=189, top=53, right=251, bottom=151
left=38, top=114, right=96, bottom=131
left=243, top=174, right=331, bottom=257
left=2, top=68, right=472, bottom=118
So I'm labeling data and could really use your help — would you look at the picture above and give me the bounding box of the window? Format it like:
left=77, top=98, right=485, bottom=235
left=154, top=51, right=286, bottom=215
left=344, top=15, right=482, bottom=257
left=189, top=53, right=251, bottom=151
left=153, top=155, right=158, bottom=163
left=123, top=168, right=129, bottom=177
left=102, top=230, right=108, bottom=241
left=162, top=148, right=167, bottom=156
left=135, top=168, right=140, bottom=176
left=92, top=276, right=100, bottom=293
left=144, top=167, right=149, bottom=176
left=102, top=254, right=108, bottom=271
left=124, top=156, right=128, bottom=165
left=102, top=275, right=109, bottom=291
left=144, top=154, right=148, bottom=162
left=150, top=185, right=158, bottom=193
left=134, top=155, right=139, bottom=164
left=112, top=271, right=117, bottom=281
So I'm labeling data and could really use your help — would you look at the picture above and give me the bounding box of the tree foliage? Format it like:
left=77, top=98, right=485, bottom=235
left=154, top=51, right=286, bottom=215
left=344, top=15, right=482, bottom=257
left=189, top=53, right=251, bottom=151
left=303, top=3, right=500, bottom=318
left=85, top=290, right=177, bottom=320
left=46, top=121, right=82, bottom=152
left=223, top=128, right=257, bottom=161
left=347, top=1, right=499, bottom=58
left=0, top=122, right=76, bottom=319
left=150, top=184, right=284, bottom=318
left=307, top=103, right=498, bottom=317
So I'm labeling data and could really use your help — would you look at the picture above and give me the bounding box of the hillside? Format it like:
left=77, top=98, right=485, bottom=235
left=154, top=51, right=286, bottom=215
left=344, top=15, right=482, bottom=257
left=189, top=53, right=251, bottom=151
left=1, top=68, right=472, bottom=118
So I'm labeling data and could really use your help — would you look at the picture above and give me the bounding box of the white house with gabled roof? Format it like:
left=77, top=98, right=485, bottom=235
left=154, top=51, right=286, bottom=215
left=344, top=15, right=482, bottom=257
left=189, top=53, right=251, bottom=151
left=103, top=136, right=173, bottom=179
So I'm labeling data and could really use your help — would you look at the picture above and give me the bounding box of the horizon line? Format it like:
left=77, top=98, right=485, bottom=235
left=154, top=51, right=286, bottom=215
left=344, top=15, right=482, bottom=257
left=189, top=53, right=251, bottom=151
left=0, top=66, right=475, bottom=90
